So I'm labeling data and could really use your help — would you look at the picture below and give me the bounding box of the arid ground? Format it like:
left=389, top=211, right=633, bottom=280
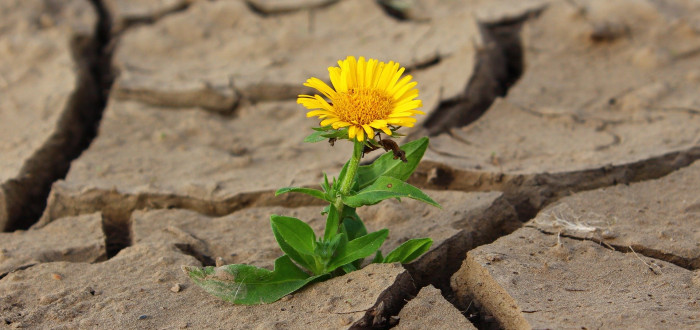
left=1, top=0, right=699, bottom=328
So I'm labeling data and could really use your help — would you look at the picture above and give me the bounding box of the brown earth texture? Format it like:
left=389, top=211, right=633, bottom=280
left=2, top=0, right=700, bottom=328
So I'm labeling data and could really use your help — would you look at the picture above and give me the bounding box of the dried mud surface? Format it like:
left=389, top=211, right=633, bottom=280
left=2, top=0, right=700, bottom=328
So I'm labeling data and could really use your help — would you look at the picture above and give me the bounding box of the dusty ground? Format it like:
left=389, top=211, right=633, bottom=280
left=1, top=0, right=699, bottom=328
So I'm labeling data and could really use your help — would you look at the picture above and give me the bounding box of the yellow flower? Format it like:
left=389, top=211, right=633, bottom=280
left=298, top=56, right=424, bottom=141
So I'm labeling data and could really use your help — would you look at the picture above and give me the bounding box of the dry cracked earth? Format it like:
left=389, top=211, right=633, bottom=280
left=1, top=0, right=700, bottom=328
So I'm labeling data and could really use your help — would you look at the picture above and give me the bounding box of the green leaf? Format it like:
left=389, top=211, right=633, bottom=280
left=270, top=215, right=316, bottom=254
left=383, top=238, right=433, bottom=264
left=322, top=173, right=330, bottom=192
left=323, top=204, right=340, bottom=242
left=305, top=127, right=350, bottom=143
left=270, top=216, right=317, bottom=273
left=356, top=137, right=428, bottom=190
left=339, top=207, right=367, bottom=269
left=321, top=128, right=349, bottom=139
left=326, top=229, right=389, bottom=271
left=342, top=176, right=440, bottom=208
left=372, top=250, right=384, bottom=263
left=341, top=263, right=357, bottom=274
left=275, top=187, right=330, bottom=202
left=336, top=159, right=352, bottom=193
left=183, top=255, right=324, bottom=305
left=312, top=125, right=334, bottom=131
left=341, top=207, right=367, bottom=241
left=304, top=130, right=328, bottom=143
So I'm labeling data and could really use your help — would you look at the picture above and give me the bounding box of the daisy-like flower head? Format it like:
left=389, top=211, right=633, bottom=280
left=298, top=56, right=424, bottom=142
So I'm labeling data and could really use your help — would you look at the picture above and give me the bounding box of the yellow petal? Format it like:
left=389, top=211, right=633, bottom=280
left=346, top=56, right=357, bottom=88
left=392, top=81, right=418, bottom=100
left=332, top=121, right=352, bottom=129
left=304, top=77, right=336, bottom=99
left=314, top=95, right=334, bottom=110
left=393, top=100, right=422, bottom=113
left=365, top=59, right=377, bottom=88
left=338, top=60, right=350, bottom=92
left=376, top=61, right=396, bottom=90
left=386, top=117, right=417, bottom=126
left=357, top=56, right=366, bottom=88
left=298, top=97, right=323, bottom=110
left=395, top=88, right=419, bottom=103
left=307, top=110, right=334, bottom=117
left=320, top=117, right=341, bottom=126
left=389, top=112, right=416, bottom=118
left=329, top=67, right=343, bottom=93
left=362, top=124, right=374, bottom=139
left=348, top=125, right=357, bottom=139
left=386, top=67, right=406, bottom=91
left=369, top=120, right=388, bottom=128
left=371, top=61, right=385, bottom=88
left=356, top=127, right=365, bottom=141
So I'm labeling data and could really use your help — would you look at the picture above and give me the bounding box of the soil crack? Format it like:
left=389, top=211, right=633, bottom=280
left=411, top=146, right=700, bottom=222
left=107, top=0, right=194, bottom=34
left=244, top=0, right=340, bottom=16
left=0, top=263, right=37, bottom=281
left=528, top=226, right=696, bottom=271
left=38, top=187, right=324, bottom=257
left=174, top=243, right=216, bottom=267
left=419, top=12, right=536, bottom=136
left=2, top=0, right=113, bottom=231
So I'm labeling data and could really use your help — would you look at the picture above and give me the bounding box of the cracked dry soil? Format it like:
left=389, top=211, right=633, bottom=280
left=1, top=0, right=700, bottom=329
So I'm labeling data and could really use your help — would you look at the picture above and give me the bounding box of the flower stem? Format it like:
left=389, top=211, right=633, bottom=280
left=333, top=139, right=363, bottom=229
left=340, top=139, right=363, bottom=195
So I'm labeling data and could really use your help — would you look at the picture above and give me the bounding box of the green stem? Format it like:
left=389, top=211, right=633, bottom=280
left=340, top=139, right=363, bottom=195
left=333, top=139, right=363, bottom=228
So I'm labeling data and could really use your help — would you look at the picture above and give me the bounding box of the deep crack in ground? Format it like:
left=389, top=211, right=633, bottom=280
left=2, top=0, right=113, bottom=232
left=420, top=14, right=530, bottom=137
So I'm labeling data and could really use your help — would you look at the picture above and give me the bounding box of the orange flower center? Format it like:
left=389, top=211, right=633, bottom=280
left=333, top=88, right=394, bottom=125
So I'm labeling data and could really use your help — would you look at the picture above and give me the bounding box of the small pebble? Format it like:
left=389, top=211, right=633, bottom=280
left=170, top=283, right=181, bottom=293
left=51, top=273, right=62, bottom=280
left=138, top=315, right=148, bottom=320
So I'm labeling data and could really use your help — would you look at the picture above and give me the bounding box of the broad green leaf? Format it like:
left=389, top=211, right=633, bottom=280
left=326, top=229, right=388, bottom=271
left=383, top=238, right=433, bottom=264
left=356, top=137, right=428, bottom=190
left=323, top=204, right=341, bottom=242
left=183, top=255, right=323, bottom=305
left=270, top=215, right=316, bottom=255
left=342, top=176, right=440, bottom=208
left=275, top=187, right=329, bottom=202
left=270, top=216, right=317, bottom=273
